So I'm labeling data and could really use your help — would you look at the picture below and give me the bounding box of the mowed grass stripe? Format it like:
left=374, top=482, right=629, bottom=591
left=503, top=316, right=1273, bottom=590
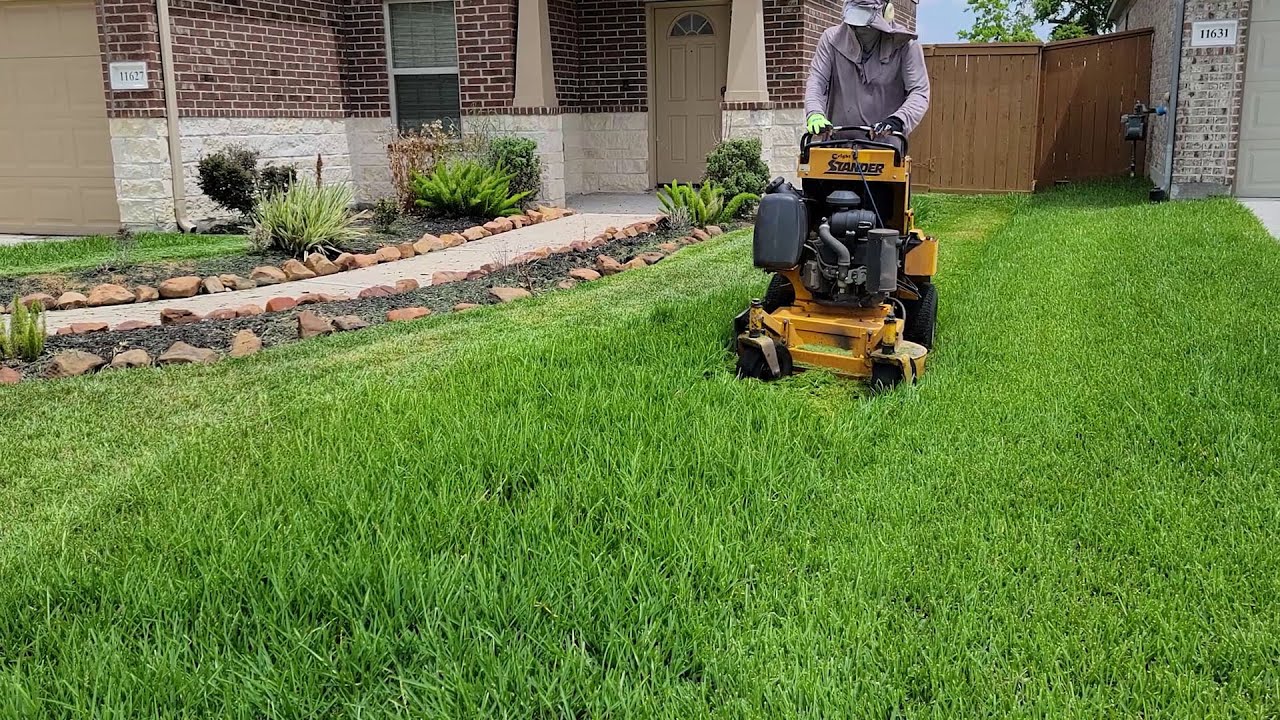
left=1, top=184, right=1278, bottom=717
left=0, top=233, right=247, bottom=277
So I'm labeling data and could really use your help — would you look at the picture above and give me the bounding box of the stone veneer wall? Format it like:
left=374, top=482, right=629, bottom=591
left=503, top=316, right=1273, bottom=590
left=177, top=118, right=353, bottom=221
left=466, top=114, right=569, bottom=206
left=110, top=118, right=174, bottom=228
left=108, top=118, right=400, bottom=228
left=576, top=113, right=651, bottom=193
left=345, top=117, right=397, bottom=204
left=723, top=107, right=806, bottom=183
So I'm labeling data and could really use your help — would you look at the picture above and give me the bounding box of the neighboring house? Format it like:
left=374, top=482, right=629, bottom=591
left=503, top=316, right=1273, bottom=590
left=1108, top=0, right=1268, bottom=198
left=0, top=0, right=917, bottom=235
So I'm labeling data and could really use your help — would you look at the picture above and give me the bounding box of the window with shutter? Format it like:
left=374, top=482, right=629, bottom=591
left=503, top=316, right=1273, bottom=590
left=386, top=0, right=461, bottom=132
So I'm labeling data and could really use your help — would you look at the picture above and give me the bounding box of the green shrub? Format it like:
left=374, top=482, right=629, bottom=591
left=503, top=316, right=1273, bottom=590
left=371, top=197, right=401, bottom=233
left=410, top=160, right=530, bottom=218
left=253, top=182, right=365, bottom=257
left=485, top=136, right=542, bottom=203
left=658, top=180, right=759, bottom=226
left=704, top=138, right=769, bottom=217
left=197, top=146, right=260, bottom=216
left=1, top=297, right=45, bottom=362
left=259, top=165, right=297, bottom=199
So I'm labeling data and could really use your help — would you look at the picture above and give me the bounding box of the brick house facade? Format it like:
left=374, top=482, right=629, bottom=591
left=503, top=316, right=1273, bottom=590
left=1109, top=0, right=1264, bottom=198
left=85, top=0, right=917, bottom=229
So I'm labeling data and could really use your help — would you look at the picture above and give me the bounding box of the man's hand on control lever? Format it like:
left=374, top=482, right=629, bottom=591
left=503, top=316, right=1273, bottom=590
left=806, top=113, right=833, bottom=135
left=871, top=116, right=904, bottom=138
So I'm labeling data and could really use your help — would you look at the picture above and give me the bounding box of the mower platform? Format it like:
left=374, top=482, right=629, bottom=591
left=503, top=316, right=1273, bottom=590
left=735, top=298, right=927, bottom=387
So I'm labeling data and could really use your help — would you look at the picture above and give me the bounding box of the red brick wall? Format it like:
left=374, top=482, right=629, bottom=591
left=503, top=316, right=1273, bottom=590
left=341, top=0, right=390, bottom=117
left=457, top=0, right=517, bottom=112
left=892, top=0, right=917, bottom=31
left=577, top=0, right=648, bottom=112
left=766, top=0, right=806, bottom=103
left=549, top=0, right=579, bottom=105
left=167, top=0, right=345, bottom=117
left=97, top=0, right=165, bottom=117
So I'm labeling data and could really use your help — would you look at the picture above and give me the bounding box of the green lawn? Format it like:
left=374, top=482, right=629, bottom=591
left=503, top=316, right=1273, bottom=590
left=2, top=183, right=1279, bottom=717
left=0, top=232, right=246, bottom=277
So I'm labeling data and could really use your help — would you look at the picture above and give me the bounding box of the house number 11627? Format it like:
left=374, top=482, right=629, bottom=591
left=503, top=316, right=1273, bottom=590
left=108, top=62, right=149, bottom=90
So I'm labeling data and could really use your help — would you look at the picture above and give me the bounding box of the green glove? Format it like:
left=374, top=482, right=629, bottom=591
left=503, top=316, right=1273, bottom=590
left=806, top=113, right=832, bottom=135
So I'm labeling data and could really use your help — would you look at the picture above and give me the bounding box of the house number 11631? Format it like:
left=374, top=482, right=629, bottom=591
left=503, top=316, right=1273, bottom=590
left=1191, top=20, right=1238, bottom=47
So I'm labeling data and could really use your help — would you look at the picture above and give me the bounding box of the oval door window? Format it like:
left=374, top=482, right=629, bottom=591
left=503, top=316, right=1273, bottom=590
left=670, top=13, right=714, bottom=36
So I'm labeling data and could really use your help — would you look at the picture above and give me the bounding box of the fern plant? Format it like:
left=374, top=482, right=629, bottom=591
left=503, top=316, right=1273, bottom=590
left=253, top=181, right=364, bottom=257
left=410, top=161, right=529, bottom=218
left=1, top=297, right=45, bottom=362
left=658, top=180, right=759, bottom=226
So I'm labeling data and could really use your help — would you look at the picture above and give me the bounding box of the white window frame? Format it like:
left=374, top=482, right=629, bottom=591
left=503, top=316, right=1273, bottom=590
left=384, top=0, right=462, bottom=132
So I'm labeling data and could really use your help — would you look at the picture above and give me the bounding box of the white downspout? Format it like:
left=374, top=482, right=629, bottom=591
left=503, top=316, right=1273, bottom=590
left=156, top=0, right=195, bottom=231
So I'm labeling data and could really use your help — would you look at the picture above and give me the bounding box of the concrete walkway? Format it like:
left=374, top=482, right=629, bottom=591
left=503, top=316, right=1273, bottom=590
left=1240, top=199, right=1280, bottom=240
left=41, top=212, right=649, bottom=331
left=567, top=193, right=659, bottom=216
left=0, top=234, right=60, bottom=247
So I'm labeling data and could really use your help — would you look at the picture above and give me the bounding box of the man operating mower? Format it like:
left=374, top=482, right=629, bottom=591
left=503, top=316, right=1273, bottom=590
left=805, top=0, right=930, bottom=146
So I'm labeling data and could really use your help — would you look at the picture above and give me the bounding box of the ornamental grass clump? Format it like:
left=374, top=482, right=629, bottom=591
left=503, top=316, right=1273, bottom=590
left=253, top=182, right=364, bottom=257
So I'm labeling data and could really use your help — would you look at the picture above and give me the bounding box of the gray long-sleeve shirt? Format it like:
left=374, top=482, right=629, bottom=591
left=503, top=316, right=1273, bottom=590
left=804, top=21, right=931, bottom=134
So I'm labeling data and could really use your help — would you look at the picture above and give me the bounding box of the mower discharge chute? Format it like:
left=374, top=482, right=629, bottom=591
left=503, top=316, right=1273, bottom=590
left=733, top=125, right=938, bottom=389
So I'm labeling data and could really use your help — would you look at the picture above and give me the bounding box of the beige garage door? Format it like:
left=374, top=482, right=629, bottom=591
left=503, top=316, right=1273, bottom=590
left=1239, top=0, right=1280, bottom=196
left=0, top=0, right=119, bottom=234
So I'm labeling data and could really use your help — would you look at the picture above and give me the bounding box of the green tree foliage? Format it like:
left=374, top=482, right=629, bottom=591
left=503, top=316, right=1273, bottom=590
left=1032, top=0, right=1110, bottom=39
left=960, top=0, right=1109, bottom=43
left=957, top=0, right=1039, bottom=43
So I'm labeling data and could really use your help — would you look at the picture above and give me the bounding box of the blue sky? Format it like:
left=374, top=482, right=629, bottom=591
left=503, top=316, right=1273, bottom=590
left=913, top=0, right=1054, bottom=43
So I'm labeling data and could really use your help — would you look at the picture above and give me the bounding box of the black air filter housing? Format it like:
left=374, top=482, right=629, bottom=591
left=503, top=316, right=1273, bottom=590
left=753, top=192, right=808, bottom=270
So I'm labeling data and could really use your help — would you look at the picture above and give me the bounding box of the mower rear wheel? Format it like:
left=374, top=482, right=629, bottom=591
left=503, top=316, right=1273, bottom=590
left=903, top=282, right=937, bottom=350
left=763, top=273, right=795, bottom=312
left=736, top=340, right=793, bottom=381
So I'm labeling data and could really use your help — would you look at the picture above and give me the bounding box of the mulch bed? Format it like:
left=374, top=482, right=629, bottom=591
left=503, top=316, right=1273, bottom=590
left=0, top=214, right=487, bottom=300
left=3, top=226, right=679, bottom=378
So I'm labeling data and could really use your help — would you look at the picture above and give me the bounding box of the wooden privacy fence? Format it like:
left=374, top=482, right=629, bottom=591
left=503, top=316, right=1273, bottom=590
left=909, top=29, right=1153, bottom=193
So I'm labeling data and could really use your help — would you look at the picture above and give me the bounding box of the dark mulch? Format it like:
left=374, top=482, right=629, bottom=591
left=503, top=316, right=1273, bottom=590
left=4, top=228, right=678, bottom=378
left=0, top=214, right=486, bottom=300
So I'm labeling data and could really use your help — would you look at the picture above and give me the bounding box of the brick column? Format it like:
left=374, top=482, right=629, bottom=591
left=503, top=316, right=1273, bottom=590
left=726, top=0, right=771, bottom=103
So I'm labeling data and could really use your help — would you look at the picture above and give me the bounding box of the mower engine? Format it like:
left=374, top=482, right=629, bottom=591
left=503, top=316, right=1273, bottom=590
left=754, top=182, right=899, bottom=308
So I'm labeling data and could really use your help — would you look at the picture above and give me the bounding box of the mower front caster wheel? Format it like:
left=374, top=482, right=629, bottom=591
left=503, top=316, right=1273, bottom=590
left=735, top=336, right=793, bottom=381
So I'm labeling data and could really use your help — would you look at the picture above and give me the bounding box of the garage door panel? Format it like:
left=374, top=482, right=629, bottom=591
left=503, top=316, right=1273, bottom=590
left=1240, top=80, right=1280, bottom=141
left=1247, top=23, right=1280, bottom=84
left=1257, top=0, right=1280, bottom=24
left=0, top=0, right=119, bottom=233
left=74, top=129, right=117, bottom=171
left=0, top=179, right=119, bottom=235
left=0, top=1, right=101, bottom=60
left=1236, top=140, right=1280, bottom=196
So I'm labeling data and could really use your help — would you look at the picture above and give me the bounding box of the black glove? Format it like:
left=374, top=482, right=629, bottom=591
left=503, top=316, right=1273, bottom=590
left=871, top=116, right=904, bottom=138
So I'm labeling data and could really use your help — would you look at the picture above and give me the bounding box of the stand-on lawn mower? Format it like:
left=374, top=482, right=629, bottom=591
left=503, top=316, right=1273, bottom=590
left=733, top=125, right=938, bottom=388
